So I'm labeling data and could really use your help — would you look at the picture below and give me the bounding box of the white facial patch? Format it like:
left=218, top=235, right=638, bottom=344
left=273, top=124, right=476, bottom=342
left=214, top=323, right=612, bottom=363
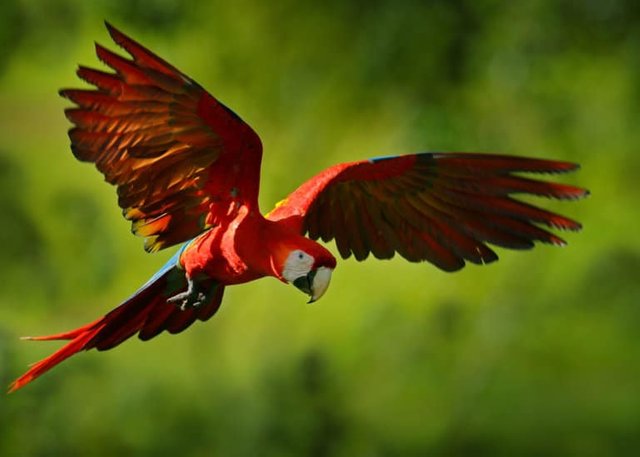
left=282, top=249, right=315, bottom=283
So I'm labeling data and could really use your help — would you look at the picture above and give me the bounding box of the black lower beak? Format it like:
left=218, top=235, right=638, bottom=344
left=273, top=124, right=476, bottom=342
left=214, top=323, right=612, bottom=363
left=293, top=270, right=316, bottom=297
left=293, top=275, right=312, bottom=295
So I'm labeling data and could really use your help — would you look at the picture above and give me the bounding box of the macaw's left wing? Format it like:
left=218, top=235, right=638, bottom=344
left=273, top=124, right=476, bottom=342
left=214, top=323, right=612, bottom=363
left=61, top=22, right=263, bottom=252
left=267, top=153, right=588, bottom=272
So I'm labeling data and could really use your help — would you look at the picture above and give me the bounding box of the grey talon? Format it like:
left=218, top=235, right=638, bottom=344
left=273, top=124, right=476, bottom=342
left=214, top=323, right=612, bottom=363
left=168, top=276, right=216, bottom=309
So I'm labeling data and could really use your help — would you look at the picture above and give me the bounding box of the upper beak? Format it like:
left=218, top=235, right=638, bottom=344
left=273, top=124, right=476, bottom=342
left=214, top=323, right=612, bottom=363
left=292, top=267, right=332, bottom=303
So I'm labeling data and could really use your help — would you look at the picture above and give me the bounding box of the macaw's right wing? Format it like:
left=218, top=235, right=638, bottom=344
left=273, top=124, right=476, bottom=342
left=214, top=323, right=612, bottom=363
left=61, top=22, right=263, bottom=252
left=267, top=152, right=588, bottom=272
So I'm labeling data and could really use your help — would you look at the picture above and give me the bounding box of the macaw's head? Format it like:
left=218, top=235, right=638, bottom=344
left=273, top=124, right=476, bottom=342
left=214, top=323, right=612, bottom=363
left=278, top=241, right=337, bottom=303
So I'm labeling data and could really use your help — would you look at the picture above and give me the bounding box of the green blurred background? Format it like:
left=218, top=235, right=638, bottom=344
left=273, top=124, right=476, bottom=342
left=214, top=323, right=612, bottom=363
left=1, top=0, right=638, bottom=456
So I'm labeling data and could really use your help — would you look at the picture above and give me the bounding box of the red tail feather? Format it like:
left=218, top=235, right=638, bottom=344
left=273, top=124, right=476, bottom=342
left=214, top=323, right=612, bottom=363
left=9, top=322, right=104, bottom=393
left=9, top=268, right=224, bottom=392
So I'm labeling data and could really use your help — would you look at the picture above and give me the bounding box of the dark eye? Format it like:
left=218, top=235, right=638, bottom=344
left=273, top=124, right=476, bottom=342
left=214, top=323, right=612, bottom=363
left=298, top=253, right=304, bottom=260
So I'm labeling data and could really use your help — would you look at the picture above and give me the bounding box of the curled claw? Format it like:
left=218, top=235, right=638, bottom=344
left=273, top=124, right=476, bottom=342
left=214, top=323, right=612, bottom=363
left=166, top=276, right=195, bottom=308
left=167, top=277, right=212, bottom=310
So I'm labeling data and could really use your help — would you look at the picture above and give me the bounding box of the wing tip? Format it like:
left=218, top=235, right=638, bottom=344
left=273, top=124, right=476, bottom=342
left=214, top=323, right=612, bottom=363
left=93, top=41, right=108, bottom=64
left=104, top=20, right=126, bottom=48
left=543, top=160, right=581, bottom=174
left=104, top=20, right=125, bottom=48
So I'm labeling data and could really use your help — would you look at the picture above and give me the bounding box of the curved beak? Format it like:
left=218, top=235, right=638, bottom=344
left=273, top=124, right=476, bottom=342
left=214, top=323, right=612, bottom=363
left=293, top=266, right=333, bottom=303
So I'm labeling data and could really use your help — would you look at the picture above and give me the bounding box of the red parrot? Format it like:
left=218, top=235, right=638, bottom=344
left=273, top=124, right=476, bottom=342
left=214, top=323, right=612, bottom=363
left=9, top=23, right=588, bottom=392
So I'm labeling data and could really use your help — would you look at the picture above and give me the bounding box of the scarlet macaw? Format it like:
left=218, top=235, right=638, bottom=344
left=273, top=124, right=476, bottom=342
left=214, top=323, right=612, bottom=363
left=9, top=23, right=588, bottom=392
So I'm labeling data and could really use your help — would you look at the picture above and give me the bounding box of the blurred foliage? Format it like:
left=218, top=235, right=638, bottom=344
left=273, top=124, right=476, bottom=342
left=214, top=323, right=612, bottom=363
left=0, top=0, right=638, bottom=456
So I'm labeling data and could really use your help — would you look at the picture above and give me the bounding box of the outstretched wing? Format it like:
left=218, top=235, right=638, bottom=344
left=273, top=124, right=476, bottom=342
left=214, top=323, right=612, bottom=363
left=61, top=22, right=263, bottom=252
left=267, top=153, right=588, bottom=272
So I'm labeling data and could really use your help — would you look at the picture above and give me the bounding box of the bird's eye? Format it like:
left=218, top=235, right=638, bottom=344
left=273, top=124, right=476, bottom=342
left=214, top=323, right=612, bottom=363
left=298, top=253, right=304, bottom=260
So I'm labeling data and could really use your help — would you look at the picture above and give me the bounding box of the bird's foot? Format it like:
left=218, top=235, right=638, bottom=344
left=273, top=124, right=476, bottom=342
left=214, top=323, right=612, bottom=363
left=167, top=276, right=213, bottom=310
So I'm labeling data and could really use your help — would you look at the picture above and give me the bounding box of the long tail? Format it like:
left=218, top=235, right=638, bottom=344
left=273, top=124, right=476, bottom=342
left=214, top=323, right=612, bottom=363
left=9, top=257, right=224, bottom=392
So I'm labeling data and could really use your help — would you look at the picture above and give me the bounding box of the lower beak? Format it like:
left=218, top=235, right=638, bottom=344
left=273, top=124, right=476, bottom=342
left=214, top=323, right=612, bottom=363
left=292, top=267, right=332, bottom=304
left=293, top=270, right=316, bottom=299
